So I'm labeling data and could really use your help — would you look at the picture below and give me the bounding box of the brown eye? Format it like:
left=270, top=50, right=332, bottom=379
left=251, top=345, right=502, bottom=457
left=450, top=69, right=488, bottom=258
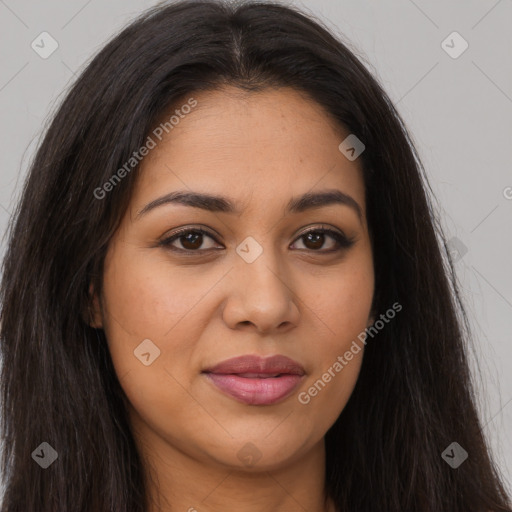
left=291, top=227, right=355, bottom=252
left=160, top=228, right=221, bottom=252
left=302, top=231, right=325, bottom=250
left=179, top=231, right=204, bottom=250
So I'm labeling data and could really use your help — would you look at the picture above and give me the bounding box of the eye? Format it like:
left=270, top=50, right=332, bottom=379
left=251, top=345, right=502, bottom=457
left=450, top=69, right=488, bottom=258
left=290, top=227, right=355, bottom=252
left=159, top=225, right=355, bottom=255
left=159, top=227, right=222, bottom=253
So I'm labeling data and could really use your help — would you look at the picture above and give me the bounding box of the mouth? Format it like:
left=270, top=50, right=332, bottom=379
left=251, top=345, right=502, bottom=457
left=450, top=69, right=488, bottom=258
left=202, top=354, right=305, bottom=406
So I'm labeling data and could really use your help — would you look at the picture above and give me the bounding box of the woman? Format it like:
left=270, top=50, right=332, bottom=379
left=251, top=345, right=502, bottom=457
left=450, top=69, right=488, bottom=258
left=0, top=1, right=510, bottom=511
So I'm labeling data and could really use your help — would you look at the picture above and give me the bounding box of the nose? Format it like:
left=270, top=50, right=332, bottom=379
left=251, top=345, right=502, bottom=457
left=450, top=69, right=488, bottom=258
left=221, top=247, right=300, bottom=334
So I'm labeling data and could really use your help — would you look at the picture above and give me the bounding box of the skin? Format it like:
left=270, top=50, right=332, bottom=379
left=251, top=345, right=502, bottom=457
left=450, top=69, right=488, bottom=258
left=90, top=86, right=375, bottom=512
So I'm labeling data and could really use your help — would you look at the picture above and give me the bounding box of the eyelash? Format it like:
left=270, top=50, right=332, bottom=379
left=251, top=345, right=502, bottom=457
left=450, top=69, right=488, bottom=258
left=159, top=226, right=356, bottom=255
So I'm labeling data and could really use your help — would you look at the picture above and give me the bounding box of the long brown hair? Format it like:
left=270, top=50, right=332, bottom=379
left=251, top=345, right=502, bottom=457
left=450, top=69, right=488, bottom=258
left=1, top=1, right=510, bottom=510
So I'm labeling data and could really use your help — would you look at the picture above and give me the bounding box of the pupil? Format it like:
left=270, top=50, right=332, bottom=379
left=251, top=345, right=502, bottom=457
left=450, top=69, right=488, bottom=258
left=305, top=232, right=324, bottom=249
left=182, top=232, right=202, bottom=250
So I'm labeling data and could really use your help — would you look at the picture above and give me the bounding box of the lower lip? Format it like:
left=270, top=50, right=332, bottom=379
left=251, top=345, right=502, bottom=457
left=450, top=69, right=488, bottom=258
left=204, top=373, right=303, bottom=405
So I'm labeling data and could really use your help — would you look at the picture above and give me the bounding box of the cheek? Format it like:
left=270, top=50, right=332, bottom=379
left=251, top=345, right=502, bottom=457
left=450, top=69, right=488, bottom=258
left=100, top=244, right=243, bottom=412
left=99, top=253, right=211, bottom=438
left=295, top=351, right=363, bottom=439
left=99, top=247, right=205, bottom=391
left=295, top=300, right=367, bottom=434
left=101, top=243, right=217, bottom=342
left=309, top=262, right=374, bottom=340
left=293, top=260, right=373, bottom=424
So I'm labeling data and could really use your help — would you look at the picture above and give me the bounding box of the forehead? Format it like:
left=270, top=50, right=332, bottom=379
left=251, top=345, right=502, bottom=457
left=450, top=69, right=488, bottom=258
left=133, top=86, right=366, bottom=216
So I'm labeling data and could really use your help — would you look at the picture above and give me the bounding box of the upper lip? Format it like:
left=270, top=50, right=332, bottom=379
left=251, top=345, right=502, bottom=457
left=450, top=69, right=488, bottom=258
left=203, top=355, right=305, bottom=376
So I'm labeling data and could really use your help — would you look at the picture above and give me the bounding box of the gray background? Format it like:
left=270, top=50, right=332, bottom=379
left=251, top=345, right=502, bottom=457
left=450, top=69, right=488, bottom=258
left=0, top=0, right=511, bottom=490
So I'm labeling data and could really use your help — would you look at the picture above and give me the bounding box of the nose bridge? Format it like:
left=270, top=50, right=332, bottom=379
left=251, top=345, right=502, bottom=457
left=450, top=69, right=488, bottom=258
left=223, top=236, right=299, bottom=332
left=237, top=237, right=289, bottom=300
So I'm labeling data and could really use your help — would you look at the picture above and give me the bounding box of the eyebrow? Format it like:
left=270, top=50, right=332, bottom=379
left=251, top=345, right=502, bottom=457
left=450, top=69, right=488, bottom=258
left=136, top=188, right=363, bottom=222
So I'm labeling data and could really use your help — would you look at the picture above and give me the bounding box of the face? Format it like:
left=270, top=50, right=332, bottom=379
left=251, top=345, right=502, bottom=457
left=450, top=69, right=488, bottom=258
left=91, top=86, right=374, bottom=472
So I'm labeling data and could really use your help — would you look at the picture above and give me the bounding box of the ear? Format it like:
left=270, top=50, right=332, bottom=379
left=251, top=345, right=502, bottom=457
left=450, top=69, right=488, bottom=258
left=85, top=282, right=104, bottom=329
